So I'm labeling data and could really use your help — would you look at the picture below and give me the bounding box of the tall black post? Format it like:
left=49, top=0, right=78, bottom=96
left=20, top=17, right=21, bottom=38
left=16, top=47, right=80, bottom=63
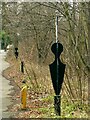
left=15, top=47, right=18, bottom=59
left=49, top=43, right=66, bottom=116
left=49, top=14, right=66, bottom=116
left=21, top=61, right=24, bottom=73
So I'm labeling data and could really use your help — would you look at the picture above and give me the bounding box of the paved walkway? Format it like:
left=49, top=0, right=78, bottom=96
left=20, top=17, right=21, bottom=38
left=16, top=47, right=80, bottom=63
left=0, top=50, right=14, bottom=119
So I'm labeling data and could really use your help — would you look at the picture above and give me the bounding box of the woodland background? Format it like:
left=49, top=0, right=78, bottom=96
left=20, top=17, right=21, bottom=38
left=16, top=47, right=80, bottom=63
left=0, top=2, right=90, bottom=118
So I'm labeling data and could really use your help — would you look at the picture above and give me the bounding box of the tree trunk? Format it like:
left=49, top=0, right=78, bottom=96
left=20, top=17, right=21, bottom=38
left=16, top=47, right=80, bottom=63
left=87, top=2, right=90, bottom=116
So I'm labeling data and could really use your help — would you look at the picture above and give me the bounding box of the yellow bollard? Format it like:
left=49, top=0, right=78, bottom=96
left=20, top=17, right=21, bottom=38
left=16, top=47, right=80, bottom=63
left=21, top=80, right=28, bottom=109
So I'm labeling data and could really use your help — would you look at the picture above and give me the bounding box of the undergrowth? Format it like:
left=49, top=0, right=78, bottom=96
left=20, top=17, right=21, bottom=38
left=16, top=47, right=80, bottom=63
left=4, top=49, right=89, bottom=118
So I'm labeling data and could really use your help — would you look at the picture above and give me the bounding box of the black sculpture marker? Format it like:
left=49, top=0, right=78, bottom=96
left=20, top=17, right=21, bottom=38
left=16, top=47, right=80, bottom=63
left=49, top=15, right=66, bottom=116
left=15, top=47, right=18, bottom=59
left=21, top=61, right=24, bottom=73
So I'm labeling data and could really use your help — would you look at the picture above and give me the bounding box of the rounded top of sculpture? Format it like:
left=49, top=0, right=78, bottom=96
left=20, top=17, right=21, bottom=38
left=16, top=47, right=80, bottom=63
left=51, top=42, right=63, bottom=56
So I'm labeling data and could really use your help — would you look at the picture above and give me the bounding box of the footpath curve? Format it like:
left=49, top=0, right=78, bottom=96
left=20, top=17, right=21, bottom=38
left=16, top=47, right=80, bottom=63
left=0, top=50, right=15, bottom=119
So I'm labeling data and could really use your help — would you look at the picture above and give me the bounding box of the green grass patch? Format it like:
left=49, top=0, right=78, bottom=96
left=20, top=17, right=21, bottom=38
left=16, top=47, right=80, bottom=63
left=41, top=95, right=53, bottom=102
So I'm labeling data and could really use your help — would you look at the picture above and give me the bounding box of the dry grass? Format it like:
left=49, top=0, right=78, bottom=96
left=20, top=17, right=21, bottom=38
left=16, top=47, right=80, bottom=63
left=3, top=48, right=89, bottom=118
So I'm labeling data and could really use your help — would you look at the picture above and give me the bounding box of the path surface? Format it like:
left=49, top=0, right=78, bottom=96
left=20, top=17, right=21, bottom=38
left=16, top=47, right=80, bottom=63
left=0, top=50, right=14, bottom=119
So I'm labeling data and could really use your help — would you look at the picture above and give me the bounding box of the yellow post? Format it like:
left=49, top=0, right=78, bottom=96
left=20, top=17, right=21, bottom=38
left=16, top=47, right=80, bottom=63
left=21, top=81, right=28, bottom=109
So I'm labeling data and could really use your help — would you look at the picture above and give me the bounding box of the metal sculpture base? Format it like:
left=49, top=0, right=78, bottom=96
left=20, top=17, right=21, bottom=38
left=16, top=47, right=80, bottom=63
left=54, top=95, right=61, bottom=116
